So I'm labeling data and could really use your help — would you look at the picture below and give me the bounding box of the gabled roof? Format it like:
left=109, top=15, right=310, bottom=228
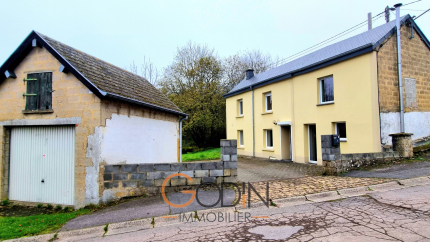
left=225, top=15, right=430, bottom=98
left=0, top=31, right=187, bottom=116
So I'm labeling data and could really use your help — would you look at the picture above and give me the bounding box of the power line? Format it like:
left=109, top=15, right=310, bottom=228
left=269, top=12, right=384, bottom=68
left=414, top=8, right=430, bottom=19
left=404, top=0, right=422, bottom=6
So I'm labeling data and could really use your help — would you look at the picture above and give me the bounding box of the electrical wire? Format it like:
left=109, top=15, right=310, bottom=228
left=269, top=12, right=384, bottom=67
left=403, top=0, right=422, bottom=6
left=414, top=8, right=430, bottom=19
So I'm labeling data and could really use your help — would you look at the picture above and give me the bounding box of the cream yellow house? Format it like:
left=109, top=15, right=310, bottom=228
left=225, top=15, right=430, bottom=165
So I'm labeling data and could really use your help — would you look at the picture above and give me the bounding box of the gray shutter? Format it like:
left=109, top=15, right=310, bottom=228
left=26, top=74, right=39, bottom=110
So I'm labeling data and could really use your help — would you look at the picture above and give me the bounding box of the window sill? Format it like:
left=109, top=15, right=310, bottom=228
left=22, top=109, right=54, bottom=114
left=340, top=139, right=347, bottom=142
left=262, top=111, right=273, bottom=115
left=237, top=146, right=245, bottom=149
left=316, top=101, right=334, bottom=106
left=262, top=148, right=274, bottom=152
left=236, top=115, right=244, bottom=118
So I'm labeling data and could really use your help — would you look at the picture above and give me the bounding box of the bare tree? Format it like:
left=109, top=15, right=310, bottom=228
left=223, top=50, right=277, bottom=92
left=127, top=58, right=161, bottom=87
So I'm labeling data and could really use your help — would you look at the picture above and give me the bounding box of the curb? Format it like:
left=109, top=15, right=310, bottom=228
left=305, top=191, right=341, bottom=202
left=398, top=177, right=430, bottom=187
left=338, top=186, right=370, bottom=197
left=368, top=181, right=402, bottom=192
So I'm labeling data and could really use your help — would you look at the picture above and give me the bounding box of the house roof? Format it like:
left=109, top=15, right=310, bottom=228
left=225, top=14, right=430, bottom=98
left=0, top=31, right=187, bottom=116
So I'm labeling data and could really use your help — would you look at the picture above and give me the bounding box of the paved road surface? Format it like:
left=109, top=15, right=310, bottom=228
left=345, top=160, right=430, bottom=179
left=61, top=183, right=430, bottom=241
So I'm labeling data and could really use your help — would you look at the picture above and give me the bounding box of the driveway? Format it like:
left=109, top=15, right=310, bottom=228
left=238, top=156, right=324, bottom=182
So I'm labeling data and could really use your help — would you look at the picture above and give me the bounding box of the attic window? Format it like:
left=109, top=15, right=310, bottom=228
left=24, top=73, right=53, bottom=111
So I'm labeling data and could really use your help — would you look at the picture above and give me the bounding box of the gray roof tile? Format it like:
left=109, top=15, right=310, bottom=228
left=228, top=15, right=409, bottom=95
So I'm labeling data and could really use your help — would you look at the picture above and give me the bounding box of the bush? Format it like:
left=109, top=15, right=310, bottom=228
left=1, top=199, right=10, bottom=206
left=63, top=207, right=72, bottom=212
left=55, top=205, right=62, bottom=211
left=36, top=203, right=43, bottom=208
left=46, top=204, right=53, bottom=209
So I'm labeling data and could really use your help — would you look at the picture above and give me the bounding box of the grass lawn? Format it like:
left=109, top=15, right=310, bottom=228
left=0, top=209, right=91, bottom=240
left=182, top=148, right=220, bottom=161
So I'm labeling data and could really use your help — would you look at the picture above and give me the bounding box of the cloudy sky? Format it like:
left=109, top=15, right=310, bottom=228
left=0, top=0, right=429, bottom=74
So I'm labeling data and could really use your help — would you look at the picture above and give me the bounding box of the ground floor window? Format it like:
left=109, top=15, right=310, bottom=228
left=336, top=122, right=347, bottom=141
left=238, top=130, right=244, bottom=146
left=265, top=129, right=273, bottom=148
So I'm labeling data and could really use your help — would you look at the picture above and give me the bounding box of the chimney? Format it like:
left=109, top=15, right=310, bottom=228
left=245, top=69, right=254, bottom=80
left=368, top=12, right=372, bottom=30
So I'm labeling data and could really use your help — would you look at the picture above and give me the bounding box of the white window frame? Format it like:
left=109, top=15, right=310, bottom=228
left=238, top=100, right=243, bottom=116
left=239, top=130, right=244, bottom=146
left=265, top=93, right=272, bottom=112
left=319, top=77, right=334, bottom=104
left=266, top=129, right=273, bottom=148
left=335, top=122, right=347, bottom=142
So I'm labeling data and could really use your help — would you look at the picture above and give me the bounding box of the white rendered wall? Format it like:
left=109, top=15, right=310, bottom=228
left=380, top=112, right=430, bottom=145
left=101, top=114, right=179, bottom=164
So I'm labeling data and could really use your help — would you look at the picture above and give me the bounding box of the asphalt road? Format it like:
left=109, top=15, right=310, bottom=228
left=345, top=160, right=430, bottom=179
left=66, top=183, right=430, bottom=241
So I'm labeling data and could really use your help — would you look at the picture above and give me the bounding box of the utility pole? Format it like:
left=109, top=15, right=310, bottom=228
left=394, top=3, right=405, bottom=133
left=385, top=6, right=390, bottom=23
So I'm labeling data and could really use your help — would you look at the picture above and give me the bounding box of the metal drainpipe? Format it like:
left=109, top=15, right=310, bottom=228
left=179, top=116, right=188, bottom=162
left=251, top=86, right=255, bottom=157
left=395, top=3, right=405, bottom=133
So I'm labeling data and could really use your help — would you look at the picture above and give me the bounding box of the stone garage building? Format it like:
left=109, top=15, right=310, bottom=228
left=0, top=31, right=187, bottom=207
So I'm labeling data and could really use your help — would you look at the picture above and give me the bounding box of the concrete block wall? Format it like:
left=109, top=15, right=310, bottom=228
left=102, top=139, right=238, bottom=201
left=321, top=135, right=341, bottom=161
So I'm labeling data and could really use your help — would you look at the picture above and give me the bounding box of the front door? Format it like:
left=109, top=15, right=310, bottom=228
left=308, top=125, right=317, bottom=163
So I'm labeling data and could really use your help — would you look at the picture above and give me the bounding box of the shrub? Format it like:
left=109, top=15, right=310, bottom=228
left=55, top=205, right=62, bottom=211
left=63, top=207, right=72, bottom=212
left=1, top=199, right=10, bottom=206
left=37, top=203, right=43, bottom=208
left=46, top=204, right=53, bottom=209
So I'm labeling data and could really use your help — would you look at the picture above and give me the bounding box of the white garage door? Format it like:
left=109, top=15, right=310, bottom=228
left=9, top=126, right=75, bottom=205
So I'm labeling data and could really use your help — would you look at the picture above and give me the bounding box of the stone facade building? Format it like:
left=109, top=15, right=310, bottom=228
left=0, top=32, right=187, bottom=207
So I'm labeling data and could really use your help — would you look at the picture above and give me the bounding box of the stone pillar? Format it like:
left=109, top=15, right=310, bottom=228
left=389, top=133, right=413, bottom=158
left=321, top=135, right=342, bottom=175
left=220, top=139, right=238, bottom=183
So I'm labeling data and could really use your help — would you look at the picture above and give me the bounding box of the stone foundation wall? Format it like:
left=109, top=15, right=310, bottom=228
left=323, top=151, right=401, bottom=175
left=101, top=140, right=238, bottom=202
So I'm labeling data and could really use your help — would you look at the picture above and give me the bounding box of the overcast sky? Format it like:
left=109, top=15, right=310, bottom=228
left=1, top=0, right=429, bottom=74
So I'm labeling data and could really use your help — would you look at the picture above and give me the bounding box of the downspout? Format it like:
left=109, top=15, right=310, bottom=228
left=395, top=3, right=405, bottom=133
left=251, top=86, right=255, bottom=157
left=179, top=116, right=188, bottom=163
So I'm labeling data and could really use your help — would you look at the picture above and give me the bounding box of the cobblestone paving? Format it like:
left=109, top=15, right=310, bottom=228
left=238, top=157, right=324, bottom=182
left=243, top=176, right=393, bottom=203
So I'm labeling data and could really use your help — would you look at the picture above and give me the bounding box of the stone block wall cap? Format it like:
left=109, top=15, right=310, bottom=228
left=389, top=133, right=413, bottom=137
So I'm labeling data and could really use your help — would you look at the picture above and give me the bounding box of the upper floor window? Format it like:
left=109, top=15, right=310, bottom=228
left=265, top=92, right=272, bottom=112
left=319, top=76, right=334, bottom=104
left=25, top=72, right=53, bottom=111
left=238, top=99, right=243, bottom=116
left=336, top=122, right=347, bottom=142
